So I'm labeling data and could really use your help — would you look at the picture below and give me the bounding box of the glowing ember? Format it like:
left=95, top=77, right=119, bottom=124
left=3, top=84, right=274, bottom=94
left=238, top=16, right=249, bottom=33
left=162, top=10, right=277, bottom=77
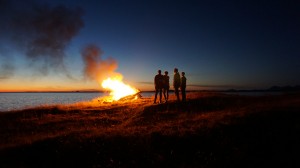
left=101, top=76, right=139, bottom=101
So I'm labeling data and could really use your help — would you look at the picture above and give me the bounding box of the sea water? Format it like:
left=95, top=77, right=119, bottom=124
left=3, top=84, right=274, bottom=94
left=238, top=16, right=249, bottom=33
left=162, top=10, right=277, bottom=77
left=0, top=91, right=283, bottom=112
left=0, top=92, right=155, bottom=112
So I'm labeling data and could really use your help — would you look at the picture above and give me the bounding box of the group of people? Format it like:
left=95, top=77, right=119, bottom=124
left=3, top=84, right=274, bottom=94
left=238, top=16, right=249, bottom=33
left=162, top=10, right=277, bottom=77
left=154, top=68, right=186, bottom=104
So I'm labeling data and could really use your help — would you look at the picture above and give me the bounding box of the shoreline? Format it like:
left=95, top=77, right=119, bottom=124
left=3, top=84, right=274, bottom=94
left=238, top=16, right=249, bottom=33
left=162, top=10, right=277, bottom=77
left=0, top=90, right=291, bottom=112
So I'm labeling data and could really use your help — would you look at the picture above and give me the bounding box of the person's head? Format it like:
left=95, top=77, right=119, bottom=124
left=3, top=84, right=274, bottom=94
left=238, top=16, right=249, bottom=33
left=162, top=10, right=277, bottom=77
left=182, top=72, right=185, bottom=76
left=174, top=68, right=178, bottom=73
left=165, top=71, right=168, bottom=75
left=158, top=70, right=161, bottom=74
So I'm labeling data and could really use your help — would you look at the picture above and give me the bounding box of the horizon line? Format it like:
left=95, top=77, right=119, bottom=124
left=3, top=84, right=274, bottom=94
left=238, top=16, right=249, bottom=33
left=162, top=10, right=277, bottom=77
left=1, top=85, right=298, bottom=93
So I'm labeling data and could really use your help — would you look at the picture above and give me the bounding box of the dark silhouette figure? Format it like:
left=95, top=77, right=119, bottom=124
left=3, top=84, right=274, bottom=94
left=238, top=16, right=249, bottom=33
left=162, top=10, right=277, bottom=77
left=173, top=68, right=180, bottom=102
left=181, top=72, right=187, bottom=102
left=163, top=71, right=170, bottom=102
left=154, top=70, right=163, bottom=103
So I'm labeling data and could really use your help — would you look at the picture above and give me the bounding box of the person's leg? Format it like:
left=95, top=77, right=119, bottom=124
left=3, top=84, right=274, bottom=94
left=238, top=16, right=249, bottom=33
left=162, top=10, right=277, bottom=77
left=166, top=88, right=169, bottom=101
left=182, top=88, right=186, bottom=102
left=159, top=88, right=162, bottom=103
left=175, top=87, right=180, bottom=101
left=154, top=89, right=158, bottom=103
left=163, top=88, right=167, bottom=101
left=180, top=87, right=183, bottom=101
left=174, top=88, right=176, bottom=98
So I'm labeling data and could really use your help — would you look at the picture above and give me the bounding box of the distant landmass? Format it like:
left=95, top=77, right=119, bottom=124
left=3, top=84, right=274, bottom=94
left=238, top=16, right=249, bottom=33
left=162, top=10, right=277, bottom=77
left=226, top=85, right=300, bottom=92
left=267, top=85, right=300, bottom=92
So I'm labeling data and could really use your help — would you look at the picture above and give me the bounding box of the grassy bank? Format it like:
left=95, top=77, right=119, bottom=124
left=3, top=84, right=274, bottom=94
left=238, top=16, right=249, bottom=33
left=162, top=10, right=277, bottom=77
left=1, top=92, right=300, bottom=167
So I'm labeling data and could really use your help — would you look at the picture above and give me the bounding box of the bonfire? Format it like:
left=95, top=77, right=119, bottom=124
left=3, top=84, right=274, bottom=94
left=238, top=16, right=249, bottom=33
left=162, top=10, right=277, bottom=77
left=100, top=75, right=141, bottom=102
left=81, top=45, right=141, bottom=103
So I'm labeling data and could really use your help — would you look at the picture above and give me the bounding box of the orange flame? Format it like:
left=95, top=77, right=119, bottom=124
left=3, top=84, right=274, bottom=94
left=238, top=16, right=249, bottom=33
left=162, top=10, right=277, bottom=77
left=101, top=75, right=138, bottom=101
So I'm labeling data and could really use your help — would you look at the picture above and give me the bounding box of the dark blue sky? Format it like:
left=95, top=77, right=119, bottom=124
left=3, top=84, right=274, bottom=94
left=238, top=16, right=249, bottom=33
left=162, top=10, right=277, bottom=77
left=0, top=0, right=299, bottom=91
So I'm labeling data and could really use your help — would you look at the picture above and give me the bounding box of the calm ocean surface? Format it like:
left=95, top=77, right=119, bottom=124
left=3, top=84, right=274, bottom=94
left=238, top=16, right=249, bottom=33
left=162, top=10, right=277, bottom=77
left=0, top=91, right=281, bottom=112
left=0, top=92, right=155, bottom=112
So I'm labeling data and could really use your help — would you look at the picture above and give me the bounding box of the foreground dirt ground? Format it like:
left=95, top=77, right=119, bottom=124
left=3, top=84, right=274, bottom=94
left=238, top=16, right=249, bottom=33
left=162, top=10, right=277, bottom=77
left=0, top=92, right=300, bottom=167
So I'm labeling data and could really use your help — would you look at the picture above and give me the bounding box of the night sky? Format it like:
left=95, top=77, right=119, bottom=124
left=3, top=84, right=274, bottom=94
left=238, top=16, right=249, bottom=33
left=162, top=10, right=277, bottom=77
left=0, top=0, right=299, bottom=91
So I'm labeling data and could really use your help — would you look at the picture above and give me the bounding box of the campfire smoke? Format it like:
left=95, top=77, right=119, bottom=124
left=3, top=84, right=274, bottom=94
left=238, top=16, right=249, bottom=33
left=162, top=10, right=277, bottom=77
left=81, top=44, right=121, bottom=82
left=0, top=0, right=84, bottom=78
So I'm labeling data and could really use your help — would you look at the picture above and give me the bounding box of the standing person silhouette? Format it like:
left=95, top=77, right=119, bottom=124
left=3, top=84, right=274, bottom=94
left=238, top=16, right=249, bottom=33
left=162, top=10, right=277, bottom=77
left=154, top=70, right=163, bottom=104
left=163, top=71, right=170, bottom=102
left=181, top=72, right=187, bottom=102
left=173, top=68, right=180, bottom=102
